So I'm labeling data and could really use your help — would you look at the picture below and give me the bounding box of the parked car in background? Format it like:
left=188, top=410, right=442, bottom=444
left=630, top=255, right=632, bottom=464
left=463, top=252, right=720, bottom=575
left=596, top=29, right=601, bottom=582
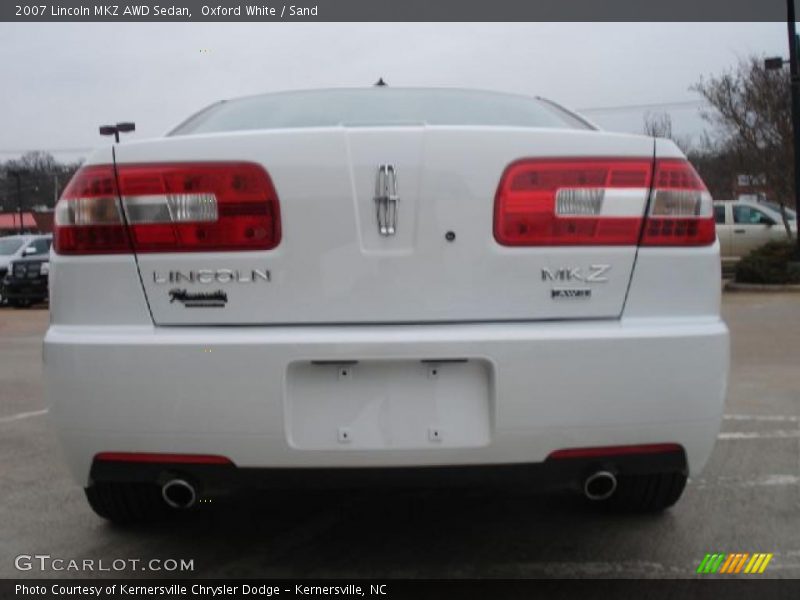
left=1, top=253, right=51, bottom=308
left=758, top=201, right=797, bottom=222
left=714, top=200, right=797, bottom=268
left=0, top=234, right=52, bottom=304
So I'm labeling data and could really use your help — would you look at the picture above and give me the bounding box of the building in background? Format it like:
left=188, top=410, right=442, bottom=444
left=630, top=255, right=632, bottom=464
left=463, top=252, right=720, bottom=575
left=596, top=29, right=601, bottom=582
left=734, top=174, right=770, bottom=202
left=0, top=211, right=52, bottom=236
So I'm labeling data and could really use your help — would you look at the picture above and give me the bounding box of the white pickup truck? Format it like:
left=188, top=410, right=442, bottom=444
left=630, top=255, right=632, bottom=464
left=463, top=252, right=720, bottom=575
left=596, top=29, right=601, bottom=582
left=714, top=199, right=797, bottom=267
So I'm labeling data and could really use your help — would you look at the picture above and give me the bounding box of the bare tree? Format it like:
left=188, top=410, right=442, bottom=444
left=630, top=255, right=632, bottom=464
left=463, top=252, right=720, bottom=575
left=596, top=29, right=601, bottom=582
left=642, top=111, right=692, bottom=154
left=644, top=111, right=674, bottom=139
left=12, top=151, right=59, bottom=173
left=1, top=152, right=80, bottom=213
left=686, top=133, right=739, bottom=200
left=693, top=56, right=794, bottom=238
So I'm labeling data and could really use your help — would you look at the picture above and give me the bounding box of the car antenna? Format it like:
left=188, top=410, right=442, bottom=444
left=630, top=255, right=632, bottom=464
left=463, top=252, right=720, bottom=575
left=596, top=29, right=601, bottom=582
left=374, top=77, right=387, bottom=87
left=99, top=122, right=136, bottom=144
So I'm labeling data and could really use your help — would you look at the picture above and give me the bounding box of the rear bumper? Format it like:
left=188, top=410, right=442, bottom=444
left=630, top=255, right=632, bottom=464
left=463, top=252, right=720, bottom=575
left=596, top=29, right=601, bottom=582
left=89, top=446, right=688, bottom=496
left=44, top=317, right=728, bottom=487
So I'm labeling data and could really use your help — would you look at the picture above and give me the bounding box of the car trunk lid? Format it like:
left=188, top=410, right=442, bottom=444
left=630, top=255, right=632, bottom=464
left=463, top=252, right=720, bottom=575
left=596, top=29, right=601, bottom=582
left=113, top=127, right=655, bottom=325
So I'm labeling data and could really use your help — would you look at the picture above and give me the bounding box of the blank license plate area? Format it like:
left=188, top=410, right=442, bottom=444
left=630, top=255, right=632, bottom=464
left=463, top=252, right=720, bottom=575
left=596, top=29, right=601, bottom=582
left=286, top=360, right=492, bottom=450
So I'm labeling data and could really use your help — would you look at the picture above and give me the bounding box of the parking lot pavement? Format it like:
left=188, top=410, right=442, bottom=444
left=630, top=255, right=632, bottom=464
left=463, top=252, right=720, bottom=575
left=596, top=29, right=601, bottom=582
left=0, top=295, right=798, bottom=579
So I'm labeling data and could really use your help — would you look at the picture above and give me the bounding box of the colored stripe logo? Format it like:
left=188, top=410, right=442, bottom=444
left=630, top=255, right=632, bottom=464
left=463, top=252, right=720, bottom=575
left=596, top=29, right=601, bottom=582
left=696, top=553, right=773, bottom=574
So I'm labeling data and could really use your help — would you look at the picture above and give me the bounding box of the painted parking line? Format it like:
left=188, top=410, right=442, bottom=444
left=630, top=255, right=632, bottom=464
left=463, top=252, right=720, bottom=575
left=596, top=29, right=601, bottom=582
left=719, top=413, right=800, bottom=440
left=691, top=474, right=800, bottom=489
left=0, top=408, right=48, bottom=424
left=724, top=414, right=800, bottom=423
left=718, top=430, right=800, bottom=440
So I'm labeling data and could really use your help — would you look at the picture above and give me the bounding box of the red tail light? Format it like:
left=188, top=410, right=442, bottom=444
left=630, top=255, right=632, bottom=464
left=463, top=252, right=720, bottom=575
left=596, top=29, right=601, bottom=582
left=493, top=157, right=714, bottom=247
left=118, top=162, right=281, bottom=252
left=54, top=165, right=132, bottom=255
left=55, top=162, right=281, bottom=255
left=640, top=159, right=715, bottom=246
left=494, top=158, right=653, bottom=246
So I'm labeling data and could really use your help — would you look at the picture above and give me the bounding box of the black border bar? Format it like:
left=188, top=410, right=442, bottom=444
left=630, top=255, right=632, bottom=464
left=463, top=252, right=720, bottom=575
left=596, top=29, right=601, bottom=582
left=0, top=0, right=793, bottom=22
left=2, top=580, right=800, bottom=600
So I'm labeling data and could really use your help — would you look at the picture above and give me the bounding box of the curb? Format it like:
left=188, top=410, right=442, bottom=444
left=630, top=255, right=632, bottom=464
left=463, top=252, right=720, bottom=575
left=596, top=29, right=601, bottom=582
left=724, top=281, right=800, bottom=293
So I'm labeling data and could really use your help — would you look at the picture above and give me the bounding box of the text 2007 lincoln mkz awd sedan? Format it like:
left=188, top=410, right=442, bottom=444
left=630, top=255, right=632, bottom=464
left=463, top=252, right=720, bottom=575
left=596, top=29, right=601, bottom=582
left=43, top=88, right=729, bottom=523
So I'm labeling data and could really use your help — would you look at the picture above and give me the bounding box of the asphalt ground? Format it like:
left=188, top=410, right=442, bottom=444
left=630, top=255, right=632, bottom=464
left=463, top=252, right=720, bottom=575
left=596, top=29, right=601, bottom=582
left=0, top=293, right=798, bottom=579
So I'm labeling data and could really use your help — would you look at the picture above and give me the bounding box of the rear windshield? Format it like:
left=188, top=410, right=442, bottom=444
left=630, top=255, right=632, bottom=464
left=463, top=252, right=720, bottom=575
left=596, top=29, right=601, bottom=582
left=170, top=89, right=592, bottom=135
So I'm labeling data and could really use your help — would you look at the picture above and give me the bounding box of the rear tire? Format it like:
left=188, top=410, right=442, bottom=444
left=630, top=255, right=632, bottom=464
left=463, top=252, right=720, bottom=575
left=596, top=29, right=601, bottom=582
left=85, top=482, right=170, bottom=524
left=603, top=471, right=687, bottom=513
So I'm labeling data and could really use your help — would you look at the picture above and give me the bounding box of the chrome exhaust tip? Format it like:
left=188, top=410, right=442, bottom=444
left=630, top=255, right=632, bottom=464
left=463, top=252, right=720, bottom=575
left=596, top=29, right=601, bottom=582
left=583, top=470, right=617, bottom=501
left=161, top=479, right=197, bottom=509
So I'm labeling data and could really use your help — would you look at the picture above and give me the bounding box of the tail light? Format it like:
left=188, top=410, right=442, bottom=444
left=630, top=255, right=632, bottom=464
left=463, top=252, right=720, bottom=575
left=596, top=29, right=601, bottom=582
left=640, top=159, right=715, bottom=246
left=493, top=157, right=714, bottom=247
left=55, top=162, right=281, bottom=255
left=493, top=158, right=653, bottom=246
left=54, top=165, right=132, bottom=254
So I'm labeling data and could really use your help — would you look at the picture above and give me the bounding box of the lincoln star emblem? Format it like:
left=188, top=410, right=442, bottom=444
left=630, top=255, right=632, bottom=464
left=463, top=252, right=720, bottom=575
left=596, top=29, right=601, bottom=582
left=374, top=164, right=399, bottom=236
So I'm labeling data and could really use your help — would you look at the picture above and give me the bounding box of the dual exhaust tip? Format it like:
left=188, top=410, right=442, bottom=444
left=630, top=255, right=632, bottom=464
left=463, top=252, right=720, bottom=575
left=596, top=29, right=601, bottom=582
left=583, top=470, right=617, bottom=501
left=161, top=479, right=197, bottom=509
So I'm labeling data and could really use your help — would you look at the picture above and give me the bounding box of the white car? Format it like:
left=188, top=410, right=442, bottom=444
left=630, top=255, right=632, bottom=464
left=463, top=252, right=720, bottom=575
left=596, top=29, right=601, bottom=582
left=43, top=88, right=729, bottom=523
left=714, top=199, right=798, bottom=266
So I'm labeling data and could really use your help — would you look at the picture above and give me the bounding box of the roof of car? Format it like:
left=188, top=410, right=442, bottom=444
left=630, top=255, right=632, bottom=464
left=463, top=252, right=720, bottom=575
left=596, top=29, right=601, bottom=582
left=0, top=233, right=51, bottom=241
left=713, top=199, right=767, bottom=205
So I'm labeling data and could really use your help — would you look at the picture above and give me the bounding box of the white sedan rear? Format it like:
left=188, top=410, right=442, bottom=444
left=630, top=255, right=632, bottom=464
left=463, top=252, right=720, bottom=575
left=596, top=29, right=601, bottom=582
left=43, top=88, right=729, bottom=523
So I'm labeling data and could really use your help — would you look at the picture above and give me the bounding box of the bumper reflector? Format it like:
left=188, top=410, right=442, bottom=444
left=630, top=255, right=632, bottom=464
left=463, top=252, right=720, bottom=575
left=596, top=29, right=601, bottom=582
left=94, top=452, right=233, bottom=465
left=547, top=443, right=684, bottom=460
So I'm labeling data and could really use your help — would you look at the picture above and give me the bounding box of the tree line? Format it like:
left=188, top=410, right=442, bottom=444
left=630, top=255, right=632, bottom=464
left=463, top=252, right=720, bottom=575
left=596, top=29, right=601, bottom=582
left=0, top=151, right=80, bottom=214
left=647, top=55, right=789, bottom=205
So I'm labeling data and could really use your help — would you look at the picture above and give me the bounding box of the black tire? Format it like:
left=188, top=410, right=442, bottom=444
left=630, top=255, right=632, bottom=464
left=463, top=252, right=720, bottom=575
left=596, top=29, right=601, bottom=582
left=604, top=471, right=687, bottom=513
left=9, top=298, right=32, bottom=309
left=85, top=482, right=171, bottom=524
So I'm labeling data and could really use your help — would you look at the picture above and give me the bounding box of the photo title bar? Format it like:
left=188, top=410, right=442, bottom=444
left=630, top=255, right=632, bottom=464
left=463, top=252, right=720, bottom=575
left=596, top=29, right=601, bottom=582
left=0, top=0, right=792, bottom=22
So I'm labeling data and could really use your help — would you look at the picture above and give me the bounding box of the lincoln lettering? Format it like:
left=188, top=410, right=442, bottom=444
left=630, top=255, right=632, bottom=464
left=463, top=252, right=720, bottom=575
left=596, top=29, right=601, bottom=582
left=50, top=6, right=91, bottom=16
left=153, top=269, right=271, bottom=284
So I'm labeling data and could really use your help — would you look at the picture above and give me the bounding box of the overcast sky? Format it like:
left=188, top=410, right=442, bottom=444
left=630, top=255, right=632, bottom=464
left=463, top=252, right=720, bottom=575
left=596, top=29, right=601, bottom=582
left=0, top=22, right=787, bottom=162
